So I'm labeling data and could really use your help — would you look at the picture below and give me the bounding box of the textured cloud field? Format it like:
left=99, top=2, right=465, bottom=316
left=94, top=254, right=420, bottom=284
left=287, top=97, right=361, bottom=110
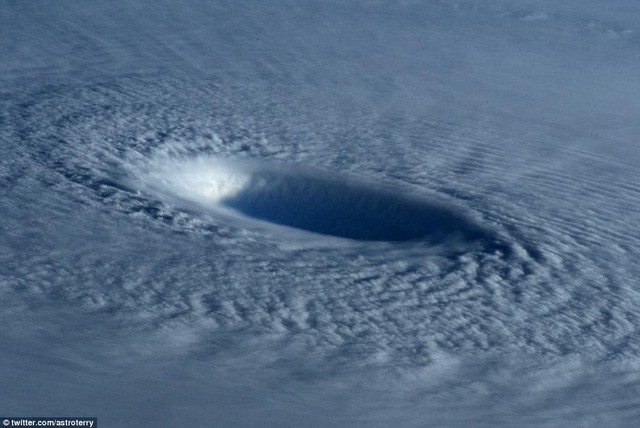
left=2, top=1, right=640, bottom=426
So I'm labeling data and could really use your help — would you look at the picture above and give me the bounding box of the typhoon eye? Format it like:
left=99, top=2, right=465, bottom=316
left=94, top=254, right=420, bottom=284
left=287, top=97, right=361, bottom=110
left=138, top=156, right=506, bottom=249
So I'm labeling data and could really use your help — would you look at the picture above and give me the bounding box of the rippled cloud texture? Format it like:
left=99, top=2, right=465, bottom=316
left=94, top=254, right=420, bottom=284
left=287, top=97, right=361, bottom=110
left=2, top=1, right=640, bottom=427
